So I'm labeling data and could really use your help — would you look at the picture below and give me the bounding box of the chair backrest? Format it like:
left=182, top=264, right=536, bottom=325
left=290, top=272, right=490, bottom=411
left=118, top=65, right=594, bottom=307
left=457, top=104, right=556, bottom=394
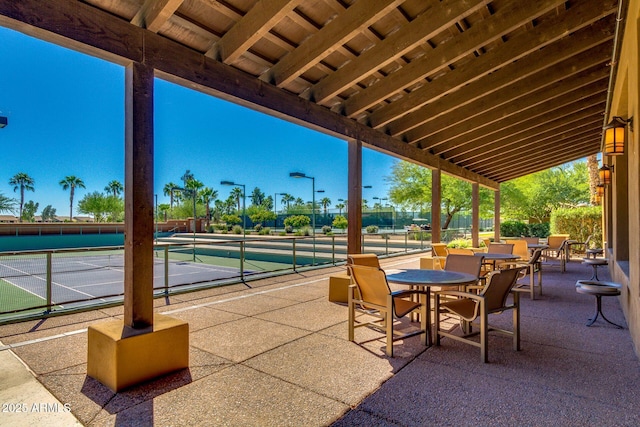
left=480, top=268, right=522, bottom=312
left=506, top=239, right=529, bottom=260
left=522, top=236, right=539, bottom=245
left=529, top=248, right=543, bottom=265
left=347, top=264, right=390, bottom=307
left=431, top=243, right=448, bottom=257
left=487, top=243, right=514, bottom=254
left=444, top=254, right=484, bottom=278
left=446, top=247, right=475, bottom=256
left=547, top=234, right=569, bottom=250
left=347, top=253, right=380, bottom=268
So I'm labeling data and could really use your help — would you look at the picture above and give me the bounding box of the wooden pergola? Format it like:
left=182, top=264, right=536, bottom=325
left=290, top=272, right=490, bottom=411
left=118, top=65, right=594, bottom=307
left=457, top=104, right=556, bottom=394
left=0, top=0, right=621, bottom=389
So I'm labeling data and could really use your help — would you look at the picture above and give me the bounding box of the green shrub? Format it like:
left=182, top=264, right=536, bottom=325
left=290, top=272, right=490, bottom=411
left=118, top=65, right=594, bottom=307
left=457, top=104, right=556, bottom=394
left=294, top=226, right=311, bottom=236
left=284, top=215, right=311, bottom=230
left=221, top=214, right=241, bottom=225
left=254, top=224, right=263, bottom=232
left=447, top=239, right=471, bottom=248
left=528, top=222, right=550, bottom=238
left=551, top=207, right=602, bottom=247
left=332, top=215, right=347, bottom=230
left=500, top=220, right=549, bottom=238
left=285, top=225, right=293, bottom=233
left=258, top=227, right=271, bottom=235
left=321, top=225, right=332, bottom=234
left=410, top=231, right=431, bottom=241
left=279, top=231, right=287, bottom=236
left=500, top=220, right=528, bottom=238
left=366, top=225, right=379, bottom=233
left=232, top=225, right=243, bottom=234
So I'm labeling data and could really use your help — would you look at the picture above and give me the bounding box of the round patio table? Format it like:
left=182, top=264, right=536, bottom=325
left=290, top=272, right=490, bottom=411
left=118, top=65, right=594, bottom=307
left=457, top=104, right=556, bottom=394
left=386, top=269, right=478, bottom=345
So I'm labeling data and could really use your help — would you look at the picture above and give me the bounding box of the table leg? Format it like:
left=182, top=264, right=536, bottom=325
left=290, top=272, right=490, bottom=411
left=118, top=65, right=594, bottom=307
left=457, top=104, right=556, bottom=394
left=587, top=295, right=624, bottom=329
left=425, top=290, right=432, bottom=346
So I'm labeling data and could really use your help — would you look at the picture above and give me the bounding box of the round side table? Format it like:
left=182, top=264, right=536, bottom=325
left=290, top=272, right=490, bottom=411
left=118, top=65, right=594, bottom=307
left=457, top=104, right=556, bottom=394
left=586, top=248, right=603, bottom=259
left=575, top=280, right=623, bottom=328
left=582, top=258, right=608, bottom=280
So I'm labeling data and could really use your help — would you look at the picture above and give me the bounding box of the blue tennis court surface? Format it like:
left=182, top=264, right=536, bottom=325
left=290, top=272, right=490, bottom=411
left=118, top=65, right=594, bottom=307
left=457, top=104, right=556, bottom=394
left=0, top=253, right=246, bottom=306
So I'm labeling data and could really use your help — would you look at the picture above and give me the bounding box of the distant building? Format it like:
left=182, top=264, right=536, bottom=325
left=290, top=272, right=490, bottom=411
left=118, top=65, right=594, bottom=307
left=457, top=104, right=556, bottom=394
left=0, top=215, right=18, bottom=223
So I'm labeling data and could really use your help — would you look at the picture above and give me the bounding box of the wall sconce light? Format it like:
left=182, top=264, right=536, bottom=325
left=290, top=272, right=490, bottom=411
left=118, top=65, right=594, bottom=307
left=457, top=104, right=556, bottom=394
left=603, top=116, right=633, bottom=156
left=596, top=183, right=605, bottom=198
left=598, top=164, right=614, bottom=185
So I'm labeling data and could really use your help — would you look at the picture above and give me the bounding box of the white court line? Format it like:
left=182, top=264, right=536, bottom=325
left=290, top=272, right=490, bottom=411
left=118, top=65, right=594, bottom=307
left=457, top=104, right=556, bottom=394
left=0, top=256, right=422, bottom=351
left=0, top=276, right=329, bottom=351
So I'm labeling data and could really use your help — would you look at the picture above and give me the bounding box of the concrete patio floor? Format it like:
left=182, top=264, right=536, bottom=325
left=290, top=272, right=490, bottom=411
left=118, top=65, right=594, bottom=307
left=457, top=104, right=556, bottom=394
left=1, top=253, right=639, bottom=426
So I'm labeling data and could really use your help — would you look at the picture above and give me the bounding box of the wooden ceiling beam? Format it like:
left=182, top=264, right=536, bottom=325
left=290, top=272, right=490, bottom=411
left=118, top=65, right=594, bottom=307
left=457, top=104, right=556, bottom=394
left=411, top=48, right=611, bottom=149
left=430, top=76, right=609, bottom=155
left=483, top=138, right=600, bottom=181
left=131, top=0, right=184, bottom=33
left=308, top=0, right=484, bottom=104
left=342, top=0, right=568, bottom=118
left=207, top=0, right=302, bottom=64
left=405, top=27, right=614, bottom=146
left=453, top=104, right=605, bottom=165
left=261, top=0, right=404, bottom=88
left=465, top=121, right=603, bottom=171
left=465, top=118, right=603, bottom=171
left=375, top=0, right=617, bottom=132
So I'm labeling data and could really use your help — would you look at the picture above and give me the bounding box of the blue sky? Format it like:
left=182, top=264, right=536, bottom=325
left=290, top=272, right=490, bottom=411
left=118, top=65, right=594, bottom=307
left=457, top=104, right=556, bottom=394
left=0, top=26, right=396, bottom=216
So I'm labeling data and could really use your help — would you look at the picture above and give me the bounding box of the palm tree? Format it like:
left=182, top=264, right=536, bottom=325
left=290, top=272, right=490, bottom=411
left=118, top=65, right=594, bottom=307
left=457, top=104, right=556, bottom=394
left=104, top=180, right=124, bottom=197
left=59, top=175, right=86, bottom=221
left=181, top=170, right=193, bottom=188
left=281, top=193, right=294, bottom=211
left=163, top=182, right=179, bottom=209
left=230, top=187, right=243, bottom=213
left=335, top=203, right=345, bottom=216
left=9, top=172, right=35, bottom=222
left=199, top=187, right=218, bottom=226
left=320, top=197, right=331, bottom=215
left=0, top=192, right=16, bottom=215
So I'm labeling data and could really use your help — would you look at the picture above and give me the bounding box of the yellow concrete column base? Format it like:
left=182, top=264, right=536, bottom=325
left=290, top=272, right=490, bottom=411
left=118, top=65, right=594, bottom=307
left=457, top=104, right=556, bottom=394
left=328, top=274, right=351, bottom=303
left=87, top=313, right=189, bottom=392
left=420, top=256, right=444, bottom=270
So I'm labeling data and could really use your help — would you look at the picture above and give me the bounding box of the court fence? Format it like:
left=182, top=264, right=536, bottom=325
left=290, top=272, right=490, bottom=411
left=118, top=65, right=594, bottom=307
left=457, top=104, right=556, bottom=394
left=0, top=231, right=433, bottom=324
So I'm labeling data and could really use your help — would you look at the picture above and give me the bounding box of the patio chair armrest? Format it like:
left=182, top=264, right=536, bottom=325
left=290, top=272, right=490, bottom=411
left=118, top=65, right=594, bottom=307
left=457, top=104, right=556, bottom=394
left=434, top=290, right=484, bottom=301
left=391, top=289, right=428, bottom=298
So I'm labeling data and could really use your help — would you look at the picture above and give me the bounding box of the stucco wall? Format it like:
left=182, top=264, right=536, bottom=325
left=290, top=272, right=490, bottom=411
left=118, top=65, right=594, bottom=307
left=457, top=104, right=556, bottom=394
left=609, top=0, right=640, bottom=357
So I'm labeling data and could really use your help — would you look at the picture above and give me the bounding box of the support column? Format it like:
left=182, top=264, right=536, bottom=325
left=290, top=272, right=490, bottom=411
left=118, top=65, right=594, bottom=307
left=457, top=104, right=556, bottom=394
left=472, top=182, right=479, bottom=247
left=347, top=139, right=363, bottom=254
left=431, top=168, right=441, bottom=243
left=124, top=62, right=155, bottom=328
left=494, top=187, right=501, bottom=242
left=87, top=63, right=188, bottom=392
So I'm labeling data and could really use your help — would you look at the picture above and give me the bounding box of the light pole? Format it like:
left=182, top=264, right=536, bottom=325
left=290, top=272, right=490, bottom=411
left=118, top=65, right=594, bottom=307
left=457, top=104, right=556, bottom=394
left=290, top=172, right=316, bottom=265
left=221, top=181, right=246, bottom=239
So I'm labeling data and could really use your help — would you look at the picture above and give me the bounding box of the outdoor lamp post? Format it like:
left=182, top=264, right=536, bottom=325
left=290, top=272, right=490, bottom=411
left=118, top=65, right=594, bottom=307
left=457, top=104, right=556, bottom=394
left=289, top=172, right=316, bottom=265
left=221, top=180, right=246, bottom=239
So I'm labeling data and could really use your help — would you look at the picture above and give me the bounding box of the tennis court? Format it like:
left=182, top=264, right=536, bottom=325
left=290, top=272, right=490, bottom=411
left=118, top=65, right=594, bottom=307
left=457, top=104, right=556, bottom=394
left=0, top=250, right=248, bottom=314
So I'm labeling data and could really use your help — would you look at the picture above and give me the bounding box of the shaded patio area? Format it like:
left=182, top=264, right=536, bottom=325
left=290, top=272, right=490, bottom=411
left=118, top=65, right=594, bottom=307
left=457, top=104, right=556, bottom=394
left=1, top=254, right=638, bottom=426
